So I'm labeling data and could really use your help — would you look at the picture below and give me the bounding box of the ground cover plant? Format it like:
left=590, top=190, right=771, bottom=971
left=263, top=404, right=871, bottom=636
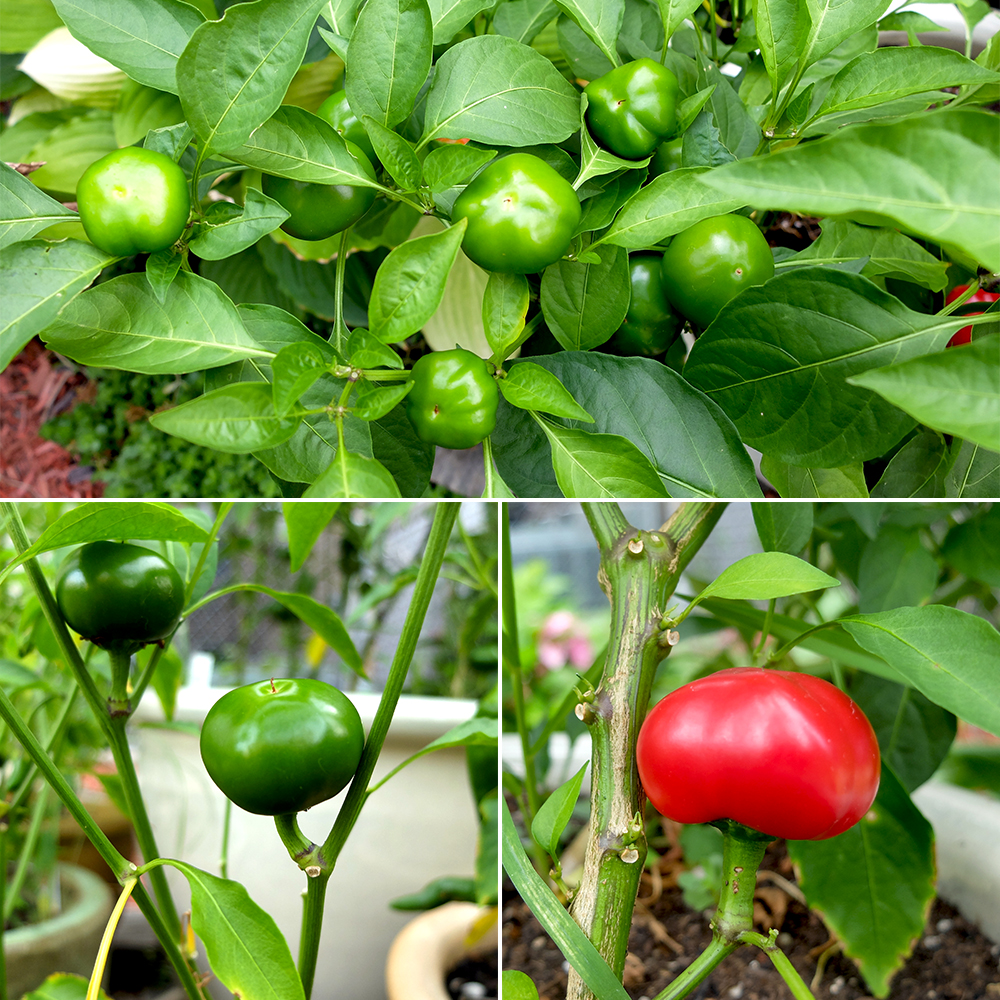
left=1, top=0, right=998, bottom=498
left=502, top=501, right=1000, bottom=998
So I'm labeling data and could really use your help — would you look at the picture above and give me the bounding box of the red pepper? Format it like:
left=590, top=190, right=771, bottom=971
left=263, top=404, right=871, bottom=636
left=636, top=667, right=880, bottom=841
left=945, top=284, right=999, bottom=348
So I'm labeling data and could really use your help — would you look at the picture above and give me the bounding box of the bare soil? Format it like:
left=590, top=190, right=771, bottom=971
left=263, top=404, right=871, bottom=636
left=503, top=841, right=999, bottom=1000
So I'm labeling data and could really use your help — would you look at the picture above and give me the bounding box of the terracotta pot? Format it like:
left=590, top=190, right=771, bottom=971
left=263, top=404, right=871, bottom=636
left=385, top=902, right=498, bottom=1000
left=3, top=862, right=114, bottom=998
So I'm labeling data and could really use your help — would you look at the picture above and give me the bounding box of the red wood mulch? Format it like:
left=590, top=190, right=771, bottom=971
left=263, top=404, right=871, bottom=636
left=1, top=339, right=104, bottom=499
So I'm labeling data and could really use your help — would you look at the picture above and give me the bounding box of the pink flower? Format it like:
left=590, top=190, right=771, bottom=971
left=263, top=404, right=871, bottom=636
left=536, top=611, right=593, bottom=671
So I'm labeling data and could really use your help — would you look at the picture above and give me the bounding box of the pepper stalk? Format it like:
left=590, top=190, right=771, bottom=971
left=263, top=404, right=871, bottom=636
left=565, top=502, right=725, bottom=1000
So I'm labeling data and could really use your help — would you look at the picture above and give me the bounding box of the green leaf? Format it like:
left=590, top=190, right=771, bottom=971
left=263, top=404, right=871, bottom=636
left=345, top=0, right=433, bottom=129
left=369, top=717, right=499, bottom=791
left=165, top=861, right=306, bottom=1000
left=699, top=597, right=906, bottom=684
left=849, top=673, right=956, bottom=794
left=18, top=502, right=209, bottom=563
left=856, top=524, right=938, bottom=614
left=352, top=381, right=414, bottom=421
left=811, top=45, right=1000, bottom=121
left=502, top=970, right=541, bottom=1000
left=483, top=271, right=530, bottom=362
left=786, top=219, right=949, bottom=292
left=531, top=762, right=589, bottom=860
left=304, top=451, right=403, bottom=497
left=212, top=585, right=361, bottom=673
left=697, top=551, right=839, bottom=603
left=144, top=643, right=184, bottom=722
left=502, top=800, right=631, bottom=1000
left=540, top=244, right=629, bottom=352
left=367, top=219, right=467, bottom=343
left=150, top=382, right=302, bottom=453
left=599, top=166, right=744, bottom=249
left=0, top=238, right=112, bottom=372
left=703, top=110, right=1000, bottom=271
left=941, top=504, right=1000, bottom=588
left=23, top=109, right=118, bottom=198
left=222, top=105, right=382, bottom=187
left=22, top=973, right=111, bottom=1000
left=113, top=78, right=185, bottom=148
left=272, top=341, right=330, bottom=416
left=492, top=353, right=762, bottom=498
left=188, top=189, right=291, bottom=261
left=51, top=0, right=205, bottom=95
left=553, top=0, right=623, bottom=67
left=347, top=327, right=404, bottom=369
left=787, top=766, right=935, bottom=998
left=684, top=268, right=971, bottom=469
left=177, top=0, right=327, bottom=153
left=428, top=0, right=495, bottom=43
left=420, top=34, right=581, bottom=146
left=751, top=502, right=814, bottom=554
left=498, top=362, right=593, bottom=422
left=848, top=336, right=1000, bottom=453
left=423, top=143, right=497, bottom=193
left=0, top=0, right=63, bottom=54
left=0, top=161, right=77, bottom=250
left=761, top=457, right=870, bottom=499
left=361, top=116, right=422, bottom=191
left=283, top=501, right=340, bottom=573
left=537, top=419, right=670, bottom=498
left=40, top=271, right=272, bottom=375
left=840, top=605, right=1000, bottom=736
left=655, top=0, right=704, bottom=53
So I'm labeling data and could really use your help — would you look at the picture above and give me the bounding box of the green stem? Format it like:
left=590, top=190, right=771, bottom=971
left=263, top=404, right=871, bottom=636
left=482, top=436, right=498, bottom=498
left=652, top=935, right=737, bottom=1000
left=107, top=644, right=135, bottom=717
left=710, top=820, right=771, bottom=943
left=502, top=504, right=548, bottom=872
left=297, top=872, right=331, bottom=999
left=753, top=597, right=777, bottom=662
left=566, top=502, right=726, bottom=1000
left=3, top=781, right=52, bottom=923
left=274, top=812, right=323, bottom=872
left=220, top=797, right=232, bottom=880
left=106, top=713, right=181, bottom=940
left=333, top=227, right=352, bottom=357
left=739, top=931, right=817, bottom=999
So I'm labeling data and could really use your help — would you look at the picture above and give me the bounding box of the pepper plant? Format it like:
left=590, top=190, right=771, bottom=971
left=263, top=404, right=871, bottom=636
left=2, top=0, right=998, bottom=498
left=0, top=499, right=498, bottom=1000
left=502, top=500, right=1000, bottom=998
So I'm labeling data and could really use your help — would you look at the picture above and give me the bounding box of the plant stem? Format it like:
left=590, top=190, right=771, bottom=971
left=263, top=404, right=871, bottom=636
left=297, top=871, right=331, bottom=999
left=566, top=502, right=726, bottom=1000
left=652, top=935, right=737, bottom=1000
left=286, top=502, right=458, bottom=987
left=710, top=820, right=771, bottom=943
left=739, top=931, right=817, bottom=999
left=333, top=227, right=351, bottom=357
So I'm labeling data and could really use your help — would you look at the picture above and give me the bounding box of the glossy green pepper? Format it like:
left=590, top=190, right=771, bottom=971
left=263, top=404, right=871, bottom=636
left=608, top=253, right=682, bottom=357
left=405, top=348, right=499, bottom=450
left=451, top=153, right=581, bottom=274
left=200, top=678, right=364, bottom=816
left=648, top=136, right=684, bottom=178
left=316, top=88, right=379, bottom=166
left=76, top=146, right=190, bottom=256
left=584, top=58, right=680, bottom=160
left=261, top=142, right=377, bottom=241
left=55, top=541, right=185, bottom=649
left=660, top=214, right=775, bottom=329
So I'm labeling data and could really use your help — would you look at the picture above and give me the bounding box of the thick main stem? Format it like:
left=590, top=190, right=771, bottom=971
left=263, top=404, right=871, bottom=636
left=566, top=503, right=725, bottom=1000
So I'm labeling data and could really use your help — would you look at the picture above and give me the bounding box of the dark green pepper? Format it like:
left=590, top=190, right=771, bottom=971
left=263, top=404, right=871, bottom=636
left=200, top=678, right=364, bottom=816
left=608, top=252, right=682, bottom=357
left=55, top=541, right=185, bottom=650
left=316, top=88, right=379, bottom=166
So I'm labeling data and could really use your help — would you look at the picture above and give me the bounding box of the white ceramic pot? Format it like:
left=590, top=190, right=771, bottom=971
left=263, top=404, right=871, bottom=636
left=132, top=687, right=481, bottom=1000
left=385, top=901, right=497, bottom=1000
left=912, top=781, right=1000, bottom=943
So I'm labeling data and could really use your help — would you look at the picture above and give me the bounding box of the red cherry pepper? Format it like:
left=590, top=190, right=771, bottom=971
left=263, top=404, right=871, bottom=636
left=636, top=667, right=880, bottom=841
left=945, top=284, right=999, bottom=347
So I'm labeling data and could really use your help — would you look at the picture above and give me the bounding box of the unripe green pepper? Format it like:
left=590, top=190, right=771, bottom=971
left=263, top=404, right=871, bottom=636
left=316, top=88, right=379, bottom=166
left=608, top=252, right=682, bottom=357
left=200, top=678, right=364, bottom=816
left=584, top=58, right=680, bottom=160
left=55, top=540, right=185, bottom=649
left=405, top=348, right=498, bottom=450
